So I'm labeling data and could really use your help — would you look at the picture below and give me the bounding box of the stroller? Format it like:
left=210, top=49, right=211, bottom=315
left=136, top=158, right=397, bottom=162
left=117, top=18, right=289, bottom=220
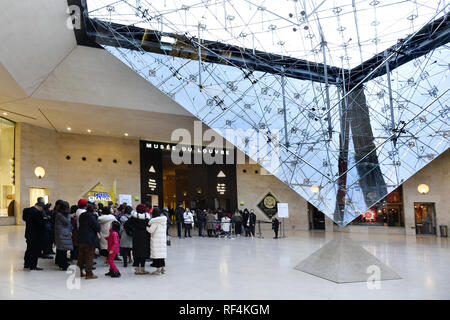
left=217, top=219, right=232, bottom=238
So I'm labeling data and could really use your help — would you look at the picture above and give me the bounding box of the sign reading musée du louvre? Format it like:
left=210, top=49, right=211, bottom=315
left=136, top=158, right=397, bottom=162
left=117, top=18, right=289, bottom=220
left=145, top=142, right=230, bottom=155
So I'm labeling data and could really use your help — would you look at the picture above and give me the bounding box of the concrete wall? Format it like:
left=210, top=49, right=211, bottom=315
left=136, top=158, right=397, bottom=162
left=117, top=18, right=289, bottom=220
left=16, top=123, right=141, bottom=224
left=13, top=122, right=450, bottom=236
left=17, top=123, right=58, bottom=225
left=236, top=163, right=309, bottom=234
left=402, top=149, right=450, bottom=236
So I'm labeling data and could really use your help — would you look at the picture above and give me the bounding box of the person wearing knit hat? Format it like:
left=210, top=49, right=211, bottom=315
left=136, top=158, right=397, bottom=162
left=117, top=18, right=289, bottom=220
left=75, top=199, right=89, bottom=230
left=128, top=204, right=151, bottom=274
left=136, top=204, right=147, bottom=214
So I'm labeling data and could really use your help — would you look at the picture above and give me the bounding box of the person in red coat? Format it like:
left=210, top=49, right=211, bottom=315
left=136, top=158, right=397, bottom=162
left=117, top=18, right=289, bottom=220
left=105, top=221, right=121, bottom=278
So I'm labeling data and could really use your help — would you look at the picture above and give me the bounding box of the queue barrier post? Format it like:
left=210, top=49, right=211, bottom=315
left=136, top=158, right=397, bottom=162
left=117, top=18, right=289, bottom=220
left=257, top=220, right=264, bottom=239
left=280, top=218, right=287, bottom=238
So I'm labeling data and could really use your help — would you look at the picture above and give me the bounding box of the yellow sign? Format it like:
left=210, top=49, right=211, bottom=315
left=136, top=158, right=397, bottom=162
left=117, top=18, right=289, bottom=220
left=109, top=179, right=117, bottom=204
left=83, top=182, right=113, bottom=206
left=263, top=195, right=277, bottom=209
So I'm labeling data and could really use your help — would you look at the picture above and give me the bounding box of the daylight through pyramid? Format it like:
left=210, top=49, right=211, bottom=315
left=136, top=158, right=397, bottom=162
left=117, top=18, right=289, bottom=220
left=84, top=0, right=450, bottom=226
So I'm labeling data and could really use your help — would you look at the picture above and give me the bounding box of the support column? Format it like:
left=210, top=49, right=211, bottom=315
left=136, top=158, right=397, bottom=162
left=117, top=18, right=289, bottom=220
left=346, top=86, right=387, bottom=206
left=197, top=23, right=202, bottom=89
left=280, top=66, right=289, bottom=148
left=334, top=85, right=388, bottom=223
left=384, top=50, right=395, bottom=131
left=320, top=34, right=333, bottom=139
left=14, top=123, right=22, bottom=226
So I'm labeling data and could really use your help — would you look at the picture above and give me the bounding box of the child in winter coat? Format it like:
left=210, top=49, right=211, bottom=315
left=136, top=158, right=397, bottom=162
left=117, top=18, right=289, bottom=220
left=98, top=213, right=117, bottom=265
left=105, top=221, right=121, bottom=278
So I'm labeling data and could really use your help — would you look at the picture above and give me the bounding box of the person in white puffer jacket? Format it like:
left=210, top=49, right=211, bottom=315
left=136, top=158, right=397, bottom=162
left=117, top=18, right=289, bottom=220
left=146, top=207, right=167, bottom=275
left=183, top=208, right=194, bottom=238
left=98, top=213, right=117, bottom=265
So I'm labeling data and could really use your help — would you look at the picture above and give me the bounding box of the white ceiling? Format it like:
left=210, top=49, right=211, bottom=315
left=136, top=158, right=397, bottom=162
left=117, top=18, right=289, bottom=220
left=0, top=0, right=204, bottom=143
left=0, top=0, right=77, bottom=95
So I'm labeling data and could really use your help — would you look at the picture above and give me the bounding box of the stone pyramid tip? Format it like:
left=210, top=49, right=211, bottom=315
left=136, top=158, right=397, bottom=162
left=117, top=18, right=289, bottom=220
left=295, top=235, right=401, bottom=283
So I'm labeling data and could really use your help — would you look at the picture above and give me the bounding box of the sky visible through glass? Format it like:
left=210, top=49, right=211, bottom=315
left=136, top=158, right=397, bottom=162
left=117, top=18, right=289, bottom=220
left=87, top=0, right=447, bottom=68
left=85, top=0, right=450, bottom=225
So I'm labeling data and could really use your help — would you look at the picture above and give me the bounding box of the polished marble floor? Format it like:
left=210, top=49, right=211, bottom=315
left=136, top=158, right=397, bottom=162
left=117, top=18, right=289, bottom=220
left=0, top=226, right=449, bottom=299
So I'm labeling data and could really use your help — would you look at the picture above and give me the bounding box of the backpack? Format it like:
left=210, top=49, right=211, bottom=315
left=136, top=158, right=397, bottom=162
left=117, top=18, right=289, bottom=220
left=123, top=217, right=134, bottom=237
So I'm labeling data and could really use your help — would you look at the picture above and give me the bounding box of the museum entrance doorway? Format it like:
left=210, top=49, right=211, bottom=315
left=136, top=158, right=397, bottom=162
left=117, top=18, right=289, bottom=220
left=141, top=140, right=237, bottom=213
left=308, top=203, right=325, bottom=230
left=29, top=187, right=50, bottom=206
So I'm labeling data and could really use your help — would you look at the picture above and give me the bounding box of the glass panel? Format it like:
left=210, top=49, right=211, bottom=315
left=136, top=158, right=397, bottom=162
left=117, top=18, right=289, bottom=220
left=351, top=186, right=404, bottom=227
left=86, top=0, right=446, bottom=68
left=0, top=117, right=15, bottom=217
left=85, top=1, right=450, bottom=226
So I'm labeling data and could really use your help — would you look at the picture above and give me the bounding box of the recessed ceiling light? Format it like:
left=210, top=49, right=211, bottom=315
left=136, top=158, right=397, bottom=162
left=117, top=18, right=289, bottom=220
left=124, top=133, right=129, bottom=136
left=87, top=129, right=91, bottom=133
left=67, top=127, right=72, bottom=131
left=2, top=112, right=7, bottom=116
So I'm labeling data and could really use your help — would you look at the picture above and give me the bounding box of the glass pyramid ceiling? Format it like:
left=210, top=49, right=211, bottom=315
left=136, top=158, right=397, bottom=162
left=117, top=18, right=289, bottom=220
left=87, top=0, right=447, bottom=68
left=85, top=0, right=450, bottom=226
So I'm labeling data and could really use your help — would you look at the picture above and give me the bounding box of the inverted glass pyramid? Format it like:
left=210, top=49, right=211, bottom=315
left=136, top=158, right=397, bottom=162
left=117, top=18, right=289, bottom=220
left=85, top=0, right=450, bottom=226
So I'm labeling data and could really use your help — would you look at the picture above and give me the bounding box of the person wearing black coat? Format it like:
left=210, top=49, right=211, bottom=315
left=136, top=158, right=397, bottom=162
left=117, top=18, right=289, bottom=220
left=174, top=203, right=185, bottom=239
left=231, top=210, right=243, bottom=236
left=129, top=204, right=151, bottom=275
left=272, top=216, right=280, bottom=239
left=23, top=202, right=46, bottom=270
left=249, top=210, right=257, bottom=236
left=243, top=209, right=256, bottom=237
left=197, top=210, right=206, bottom=237
left=77, top=203, right=101, bottom=279
left=242, top=209, right=250, bottom=237
left=40, top=202, right=55, bottom=258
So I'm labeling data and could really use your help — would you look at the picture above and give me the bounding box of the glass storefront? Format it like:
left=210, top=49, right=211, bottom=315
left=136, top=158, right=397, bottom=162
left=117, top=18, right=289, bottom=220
left=414, top=202, right=436, bottom=235
left=0, top=117, right=15, bottom=217
left=350, top=187, right=404, bottom=227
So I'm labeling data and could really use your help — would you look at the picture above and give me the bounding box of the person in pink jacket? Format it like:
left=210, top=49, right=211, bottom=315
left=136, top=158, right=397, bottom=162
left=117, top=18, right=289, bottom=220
left=105, top=221, right=121, bottom=278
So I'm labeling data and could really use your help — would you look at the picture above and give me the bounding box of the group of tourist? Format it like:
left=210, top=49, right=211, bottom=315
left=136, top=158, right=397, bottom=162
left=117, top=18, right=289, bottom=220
left=172, top=202, right=280, bottom=239
left=22, top=198, right=167, bottom=280
left=22, top=197, right=281, bottom=279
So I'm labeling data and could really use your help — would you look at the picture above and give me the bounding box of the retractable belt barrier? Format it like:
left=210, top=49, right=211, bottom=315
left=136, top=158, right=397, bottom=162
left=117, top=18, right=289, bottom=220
left=167, top=220, right=280, bottom=239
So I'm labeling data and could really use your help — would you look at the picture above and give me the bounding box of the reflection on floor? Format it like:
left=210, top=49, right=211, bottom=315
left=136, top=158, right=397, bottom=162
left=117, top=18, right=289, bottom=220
left=0, top=226, right=449, bottom=299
